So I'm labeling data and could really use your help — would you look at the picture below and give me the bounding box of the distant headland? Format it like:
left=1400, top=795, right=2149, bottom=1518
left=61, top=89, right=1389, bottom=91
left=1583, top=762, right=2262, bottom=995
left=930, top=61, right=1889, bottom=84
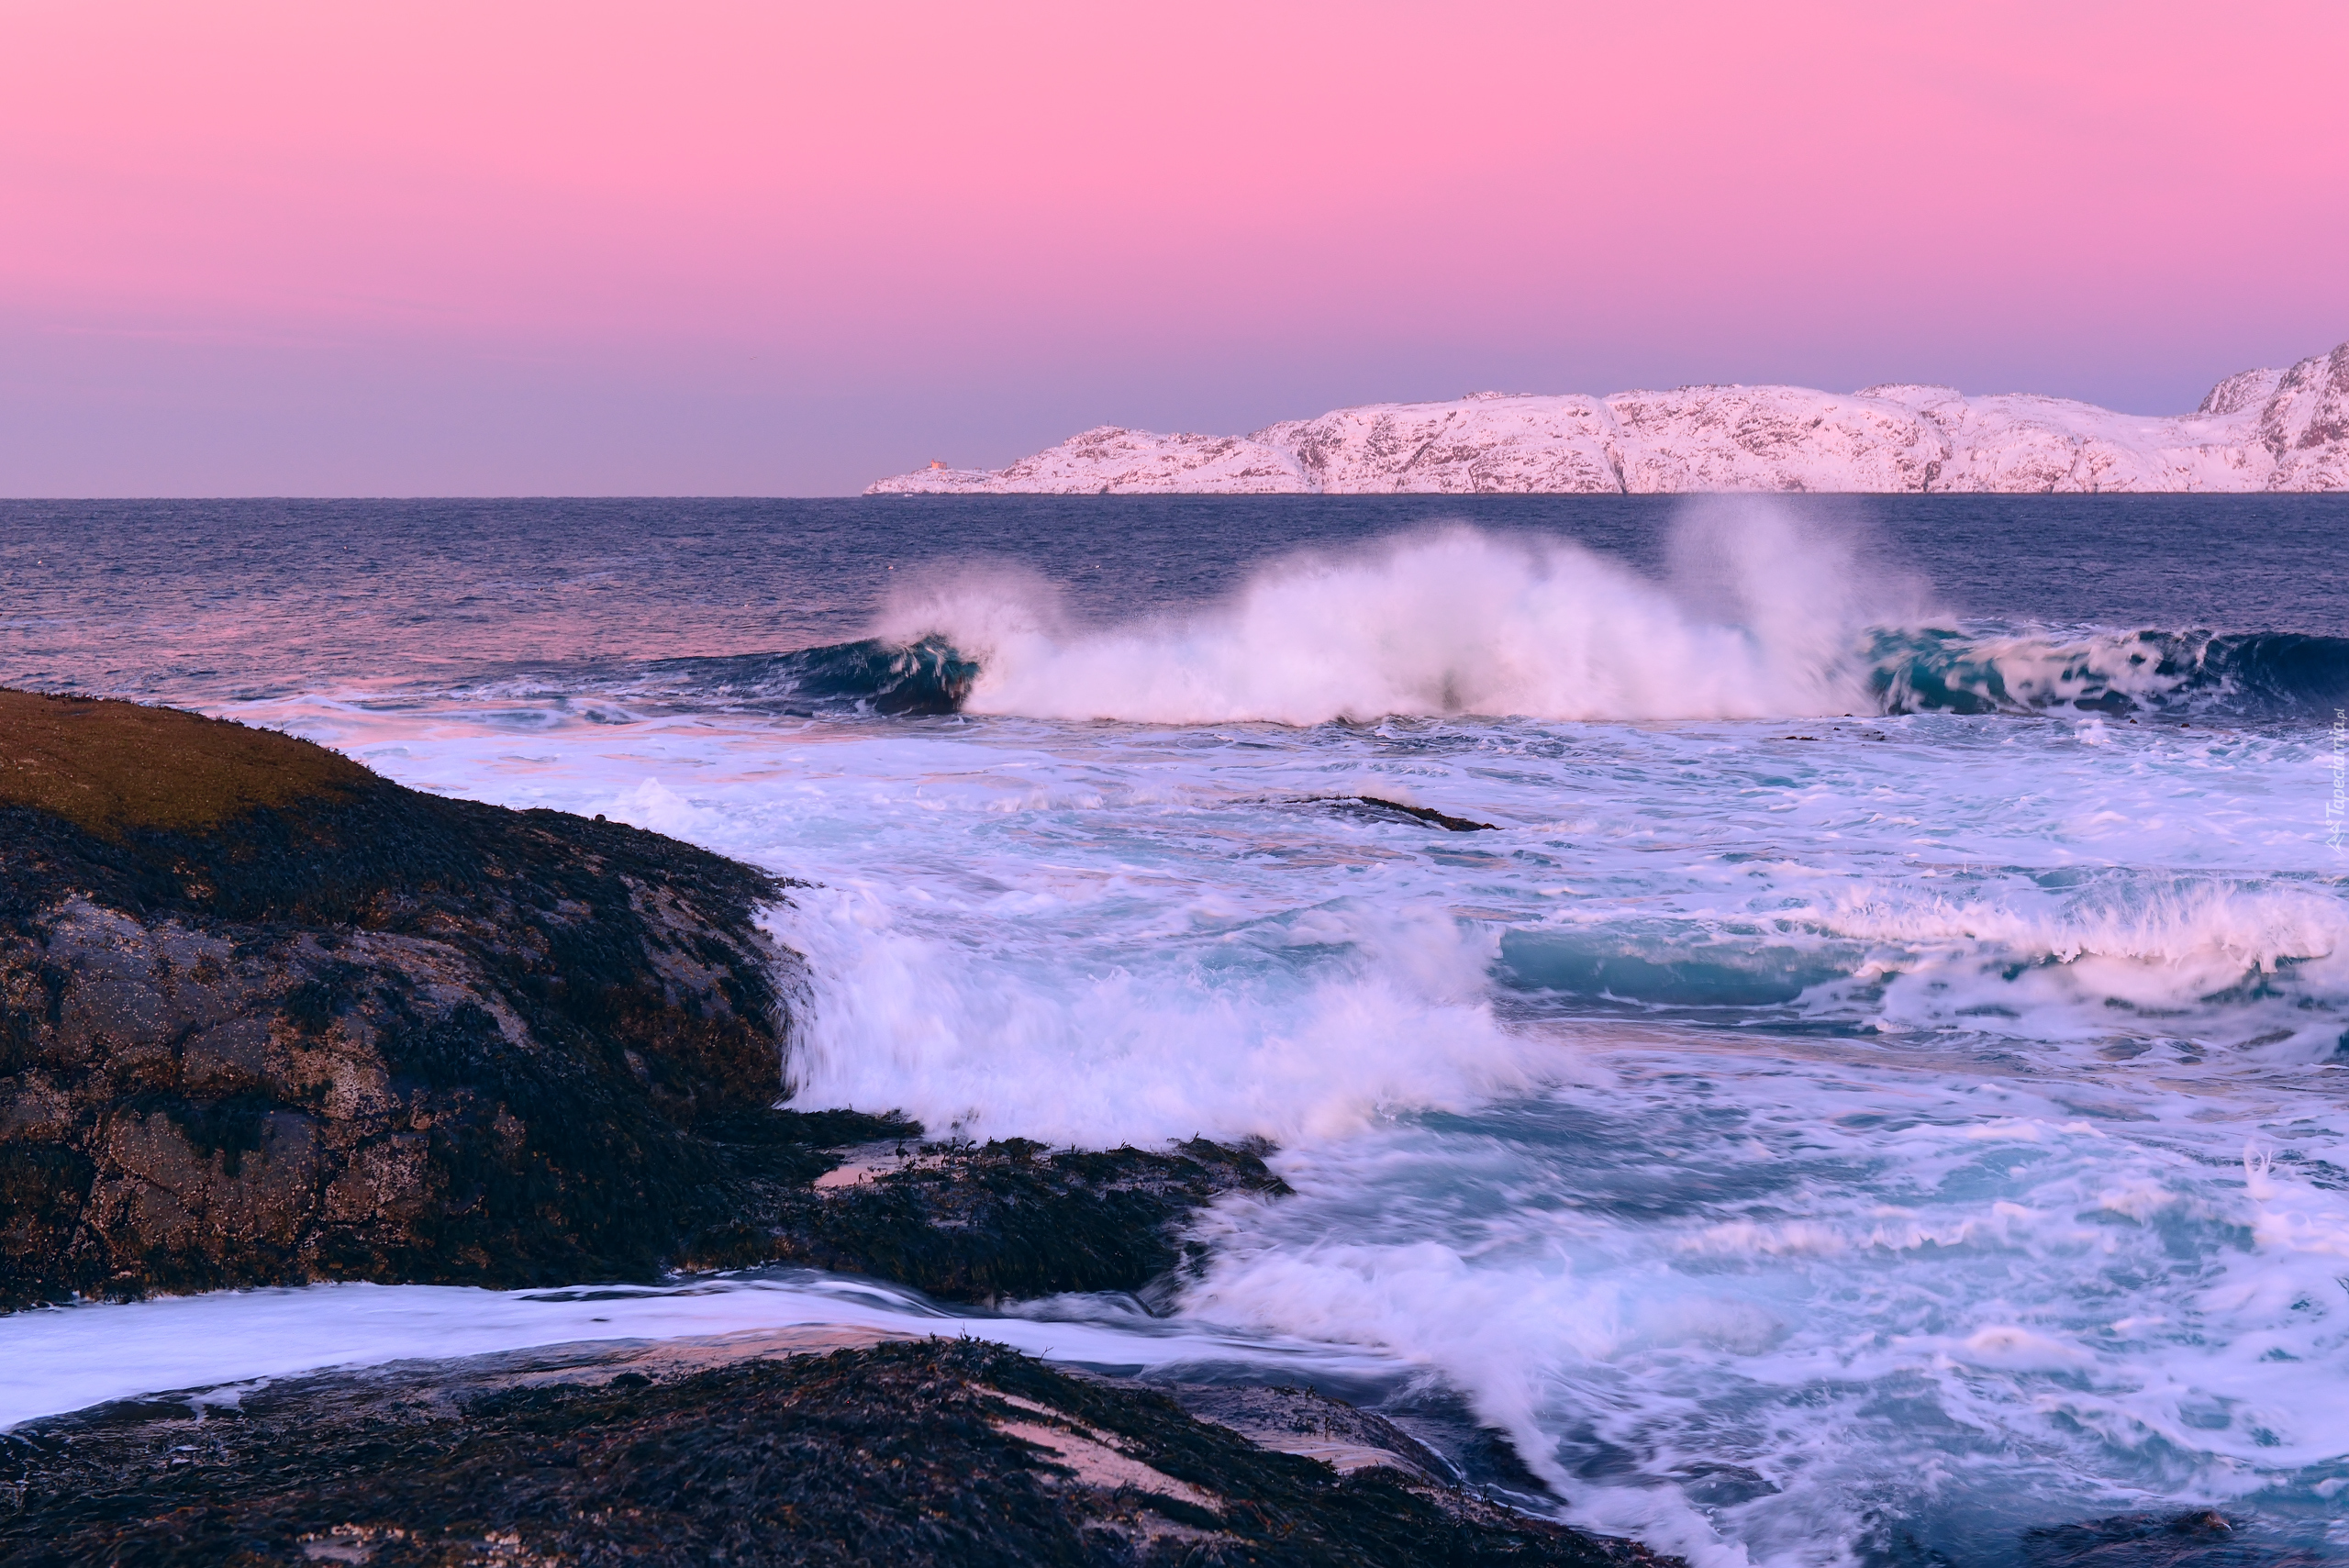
left=870, top=340, right=2349, bottom=495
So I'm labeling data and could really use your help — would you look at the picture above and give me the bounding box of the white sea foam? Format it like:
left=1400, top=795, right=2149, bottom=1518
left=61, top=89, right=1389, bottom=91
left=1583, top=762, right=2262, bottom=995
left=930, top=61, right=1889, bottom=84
left=771, top=886, right=1553, bottom=1145
left=1503, top=877, right=2349, bottom=1057
left=1183, top=1052, right=2349, bottom=1567
left=1808, top=883, right=2349, bottom=1053
left=0, top=1273, right=1401, bottom=1432
left=862, top=521, right=2337, bottom=728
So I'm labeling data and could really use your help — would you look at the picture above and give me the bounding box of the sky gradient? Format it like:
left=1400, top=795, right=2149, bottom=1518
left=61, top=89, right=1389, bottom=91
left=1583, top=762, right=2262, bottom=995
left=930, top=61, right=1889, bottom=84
left=5, top=0, right=2344, bottom=495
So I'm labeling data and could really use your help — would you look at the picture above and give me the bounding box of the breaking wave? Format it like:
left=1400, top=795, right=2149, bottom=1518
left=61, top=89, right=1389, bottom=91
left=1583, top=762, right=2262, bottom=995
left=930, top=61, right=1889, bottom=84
left=621, top=515, right=2345, bottom=724
left=635, top=638, right=976, bottom=716
left=879, top=515, right=1896, bottom=723
left=1499, top=880, right=2349, bottom=1058
left=1869, top=626, right=2349, bottom=717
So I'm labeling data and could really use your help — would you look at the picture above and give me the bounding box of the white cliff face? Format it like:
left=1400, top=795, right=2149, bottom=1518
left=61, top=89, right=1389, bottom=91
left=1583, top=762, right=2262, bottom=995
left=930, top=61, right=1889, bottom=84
left=869, top=341, right=2349, bottom=495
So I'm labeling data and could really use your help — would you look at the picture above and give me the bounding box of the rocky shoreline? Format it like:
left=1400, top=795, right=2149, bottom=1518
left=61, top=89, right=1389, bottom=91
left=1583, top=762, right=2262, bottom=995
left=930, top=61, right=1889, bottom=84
left=0, top=690, right=1288, bottom=1311
left=5, top=692, right=2272, bottom=1566
left=0, top=1333, right=1684, bottom=1567
left=0, top=689, right=1675, bottom=1564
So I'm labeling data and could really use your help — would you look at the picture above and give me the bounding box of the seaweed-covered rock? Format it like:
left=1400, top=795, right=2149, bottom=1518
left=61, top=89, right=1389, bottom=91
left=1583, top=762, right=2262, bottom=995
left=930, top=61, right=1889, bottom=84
left=0, top=689, right=893, bottom=1306
left=0, top=1337, right=1681, bottom=1567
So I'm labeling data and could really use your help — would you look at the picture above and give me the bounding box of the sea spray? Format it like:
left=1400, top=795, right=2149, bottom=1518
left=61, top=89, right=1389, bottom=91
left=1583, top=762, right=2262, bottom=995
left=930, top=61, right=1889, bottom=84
left=840, top=517, right=2345, bottom=724
left=874, top=513, right=1900, bottom=724
left=768, top=884, right=1557, bottom=1146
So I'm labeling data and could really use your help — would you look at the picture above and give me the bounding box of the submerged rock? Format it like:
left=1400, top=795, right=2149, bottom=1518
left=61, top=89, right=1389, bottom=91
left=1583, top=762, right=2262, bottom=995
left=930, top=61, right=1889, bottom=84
left=1298, top=795, right=1497, bottom=833
left=0, top=1336, right=1680, bottom=1567
left=2021, top=1509, right=2325, bottom=1568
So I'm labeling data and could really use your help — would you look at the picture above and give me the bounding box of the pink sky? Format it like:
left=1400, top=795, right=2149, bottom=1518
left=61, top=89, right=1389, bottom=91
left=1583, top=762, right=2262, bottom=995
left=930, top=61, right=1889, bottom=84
left=4, top=0, right=2343, bottom=495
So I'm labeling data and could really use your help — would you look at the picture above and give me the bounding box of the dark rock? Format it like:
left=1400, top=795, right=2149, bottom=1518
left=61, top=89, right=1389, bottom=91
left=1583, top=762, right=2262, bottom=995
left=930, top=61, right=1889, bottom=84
left=0, top=1337, right=1682, bottom=1567
left=0, top=693, right=1633, bottom=1561
left=1154, top=1382, right=1449, bottom=1483
left=1300, top=795, right=1498, bottom=832
left=699, top=1136, right=1291, bottom=1302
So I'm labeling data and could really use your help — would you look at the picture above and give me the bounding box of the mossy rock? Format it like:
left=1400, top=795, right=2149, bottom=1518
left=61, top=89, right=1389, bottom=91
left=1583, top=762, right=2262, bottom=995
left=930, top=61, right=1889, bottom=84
left=0, top=688, right=372, bottom=838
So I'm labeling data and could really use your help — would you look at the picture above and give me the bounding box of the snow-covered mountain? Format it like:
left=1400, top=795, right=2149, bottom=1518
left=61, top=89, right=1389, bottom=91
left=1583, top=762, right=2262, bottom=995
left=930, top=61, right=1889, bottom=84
left=868, top=341, right=2349, bottom=495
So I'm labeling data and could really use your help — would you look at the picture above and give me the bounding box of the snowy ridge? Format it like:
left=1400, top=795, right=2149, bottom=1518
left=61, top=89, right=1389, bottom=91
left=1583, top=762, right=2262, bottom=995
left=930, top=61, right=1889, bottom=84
left=870, top=340, right=2349, bottom=495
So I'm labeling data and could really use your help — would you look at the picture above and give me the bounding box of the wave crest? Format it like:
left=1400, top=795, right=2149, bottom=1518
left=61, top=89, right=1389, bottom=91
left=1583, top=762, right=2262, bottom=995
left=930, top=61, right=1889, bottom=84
left=884, top=510, right=1896, bottom=724
left=1871, top=626, right=2349, bottom=717
left=672, top=513, right=2344, bottom=724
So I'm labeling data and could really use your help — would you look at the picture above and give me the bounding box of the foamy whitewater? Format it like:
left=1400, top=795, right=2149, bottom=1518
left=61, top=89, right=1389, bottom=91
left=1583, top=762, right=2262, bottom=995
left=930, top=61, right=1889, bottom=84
left=5, top=495, right=2346, bottom=1567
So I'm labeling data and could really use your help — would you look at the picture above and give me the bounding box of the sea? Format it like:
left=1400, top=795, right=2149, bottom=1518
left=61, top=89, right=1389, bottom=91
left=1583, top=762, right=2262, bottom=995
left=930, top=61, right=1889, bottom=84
left=5, top=494, right=2347, bottom=1567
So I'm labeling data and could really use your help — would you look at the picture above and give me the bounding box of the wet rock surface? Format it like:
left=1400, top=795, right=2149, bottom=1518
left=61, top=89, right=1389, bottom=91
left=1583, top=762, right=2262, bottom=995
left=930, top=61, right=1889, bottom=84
left=0, top=1337, right=1679, bottom=1567
left=707, top=1135, right=1289, bottom=1303
left=1299, top=795, right=1497, bottom=833
left=1148, top=1383, right=1447, bottom=1482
